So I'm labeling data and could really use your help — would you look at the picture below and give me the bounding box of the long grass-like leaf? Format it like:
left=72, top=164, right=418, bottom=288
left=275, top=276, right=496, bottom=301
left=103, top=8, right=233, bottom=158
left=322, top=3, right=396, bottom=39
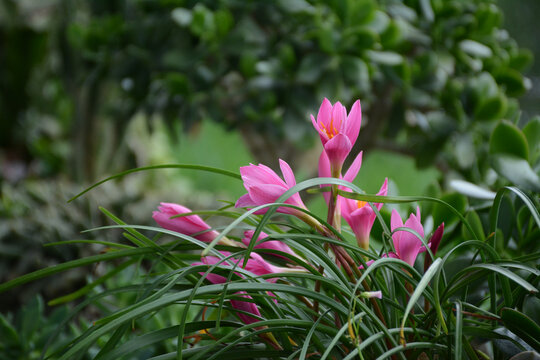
left=400, top=258, right=443, bottom=344
left=68, top=164, right=241, bottom=202
left=0, top=248, right=154, bottom=293
left=454, top=300, right=463, bottom=360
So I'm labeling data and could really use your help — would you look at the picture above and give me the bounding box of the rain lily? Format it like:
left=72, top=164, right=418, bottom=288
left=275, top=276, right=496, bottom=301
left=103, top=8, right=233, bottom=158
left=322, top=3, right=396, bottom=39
left=235, top=159, right=307, bottom=216
left=390, top=208, right=425, bottom=266
left=242, top=230, right=298, bottom=261
left=359, top=290, right=383, bottom=299
left=153, top=202, right=237, bottom=247
left=192, top=252, right=261, bottom=324
left=195, top=251, right=304, bottom=325
left=319, top=150, right=387, bottom=249
left=153, top=202, right=219, bottom=243
left=342, top=178, right=388, bottom=250
left=311, top=98, right=362, bottom=174
left=361, top=214, right=444, bottom=269
left=194, top=254, right=262, bottom=325
left=423, top=222, right=444, bottom=272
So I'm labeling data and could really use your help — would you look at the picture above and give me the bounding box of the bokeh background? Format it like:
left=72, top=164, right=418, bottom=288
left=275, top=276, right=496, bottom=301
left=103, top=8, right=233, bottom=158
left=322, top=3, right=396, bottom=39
left=1, top=0, right=539, bottom=335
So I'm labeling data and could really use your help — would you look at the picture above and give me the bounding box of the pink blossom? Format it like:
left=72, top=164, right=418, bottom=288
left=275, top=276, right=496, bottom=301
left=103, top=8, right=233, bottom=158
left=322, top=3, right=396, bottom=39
left=194, top=254, right=262, bottom=325
left=235, top=159, right=307, bottom=215
left=360, top=290, right=382, bottom=299
left=242, top=230, right=297, bottom=260
left=311, top=98, right=362, bottom=172
left=342, top=178, right=388, bottom=250
left=152, top=202, right=219, bottom=243
left=390, top=208, right=425, bottom=266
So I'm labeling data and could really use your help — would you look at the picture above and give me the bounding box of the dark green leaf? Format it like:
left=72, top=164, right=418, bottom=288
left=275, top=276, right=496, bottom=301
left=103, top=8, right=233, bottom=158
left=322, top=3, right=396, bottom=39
left=490, top=120, right=529, bottom=160
left=501, top=308, right=540, bottom=352
left=523, top=116, right=540, bottom=163
left=432, top=192, right=468, bottom=230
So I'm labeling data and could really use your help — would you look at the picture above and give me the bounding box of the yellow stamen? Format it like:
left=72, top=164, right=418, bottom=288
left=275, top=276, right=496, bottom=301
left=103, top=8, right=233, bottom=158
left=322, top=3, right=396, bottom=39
left=357, top=200, right=367, bottom=209
left=319, top=116, right=340, bottom=139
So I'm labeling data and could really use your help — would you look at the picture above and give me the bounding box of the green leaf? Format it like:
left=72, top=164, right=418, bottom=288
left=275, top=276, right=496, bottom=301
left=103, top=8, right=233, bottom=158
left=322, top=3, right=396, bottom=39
left=0, top=248, right=154, bottom=293
left=501, top=308, right=540, bottom=352
left=366, top=50, right=403, bottom=65
left=460, top=40, right=492, bottom=58
left=68, top=164, right=241, bottom=202
left=509, top=49, right=533, bottom=71
left=419, top=0, right=434, bottom=22
left=432, top=192, right=467, bottom=230
left=400, top=258, right=443, bottom=344
left=489, top=120, right=529, bottom=160
left=474, top=93, right=507, bottom=121
left=495, top=68, right=527, bottom=97
left=0, top=313, right=19, bottom=346
left=449, top=179, right=496, bottom=200
left=461, top=210, right=485, bottom=241
left=523, top=116, right=540, bottom=163
left=491, top=155, right=540, bottom=192
left=296, top=54, right=328, bottom=84
left=277, top=0, right=314, bottom=13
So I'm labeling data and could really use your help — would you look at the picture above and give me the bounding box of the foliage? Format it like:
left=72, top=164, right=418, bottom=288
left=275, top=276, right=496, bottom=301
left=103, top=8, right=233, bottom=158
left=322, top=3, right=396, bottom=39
left=1, top=99, right=538, bottom=359
left=0, top=0, right=534, bottom=180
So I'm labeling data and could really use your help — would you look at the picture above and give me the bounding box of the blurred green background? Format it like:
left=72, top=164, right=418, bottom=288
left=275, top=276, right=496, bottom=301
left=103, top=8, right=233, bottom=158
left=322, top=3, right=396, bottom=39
left=1, top=0, right=539, bottom=319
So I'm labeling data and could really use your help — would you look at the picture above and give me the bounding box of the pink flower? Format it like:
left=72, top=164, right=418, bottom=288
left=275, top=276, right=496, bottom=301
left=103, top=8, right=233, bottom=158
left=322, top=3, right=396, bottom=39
left=242, top=230, right=297, bottom=260
left=390, top=208, right=425, bottom=266
left=152, top=202, right=219, bottom=243
left=235, top=159, right=307, bottom=215
left=311, top=98, right=362, bottom=172
left=229, top=293, right=262, bottom=325
left=360, top=290, right=382, bottom=299
left=427, top=223, right=444, bottom=255
left=194, top=254, right=262, bottom=325
left=342, top=178, right=388, bottom=250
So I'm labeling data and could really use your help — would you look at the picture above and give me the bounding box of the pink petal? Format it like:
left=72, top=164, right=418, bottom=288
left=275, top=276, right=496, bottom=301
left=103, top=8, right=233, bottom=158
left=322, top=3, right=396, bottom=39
left=242, top=230, right=297, bottom=260
left=235, top=193, right=255, bottom=209
left=311, top=114, right=327, bottom=143
left=396, top=233, right=422, bottom=267
left=375, top=178, right=388, bottom=211
left=429, top=223, right=444, bottom=255
left=331, top=101, right=346, bottom=132
left=324, top=133, right=352, bottom=170
left=241, top=164, right=285, bottom=188
left=152, top=203, right=218, bottom=242
left=318, top=151, right=331, bottom=178
left=343, top=151, right=363, bottom=183
left=247, top=184, right=287, bottom=205
left=344, top=100, right=362, bottom=146
left=348, top=205, right=376, bottom=247
left=279, top=159, right=296, bottom=188
left=390, top=209, right=404, bottom=232
left=317, top=98, right=333, bottom=129
left=404, top=212, right=424, bottom=239
left=230, top=292, right=262, bottom=325
left=318, top=151, right=331, bottom=204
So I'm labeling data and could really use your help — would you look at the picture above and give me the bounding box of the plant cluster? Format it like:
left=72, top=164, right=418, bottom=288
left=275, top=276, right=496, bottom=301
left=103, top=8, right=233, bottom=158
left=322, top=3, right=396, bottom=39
left=1, top=99, right=538, bottom=359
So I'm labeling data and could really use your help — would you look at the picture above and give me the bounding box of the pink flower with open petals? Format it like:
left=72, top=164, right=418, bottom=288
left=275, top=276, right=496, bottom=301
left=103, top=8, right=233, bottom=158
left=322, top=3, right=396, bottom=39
left=311, top=98, right=362, bottom=172
left=152, top=202, right=219, bottom=243
left=242, top=230, right=297, bottom=261
left=342, top=178, right=388, bottom=250
left=390, top=208, right=425, bottom=266
left=235, top=159, right=307, bottom=215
